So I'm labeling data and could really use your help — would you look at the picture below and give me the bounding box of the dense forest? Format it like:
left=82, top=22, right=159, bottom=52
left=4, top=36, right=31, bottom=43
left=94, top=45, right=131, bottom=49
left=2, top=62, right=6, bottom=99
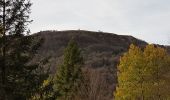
left=0, top=0, right=170, bottom=100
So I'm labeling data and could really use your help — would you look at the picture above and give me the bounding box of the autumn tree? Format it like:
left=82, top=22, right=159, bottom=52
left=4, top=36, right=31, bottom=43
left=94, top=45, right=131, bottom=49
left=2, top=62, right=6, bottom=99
left=53, top=39, right=83, bottom=100
left=143, top=45, right=170, bottom=99
left=114, top=44, right=170, bottom=100
left=114, top=44, right=144, bottom=100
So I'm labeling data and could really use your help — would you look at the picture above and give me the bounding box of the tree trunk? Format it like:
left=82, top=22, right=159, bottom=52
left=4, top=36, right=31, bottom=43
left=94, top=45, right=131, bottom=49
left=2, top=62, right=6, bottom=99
left=1, top=0, right=6, bottom=99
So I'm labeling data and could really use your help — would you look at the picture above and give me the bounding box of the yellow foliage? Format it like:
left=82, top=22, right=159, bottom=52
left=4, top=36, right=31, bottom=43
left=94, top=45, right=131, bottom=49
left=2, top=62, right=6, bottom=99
left=114, top=44, right=170, bottom=100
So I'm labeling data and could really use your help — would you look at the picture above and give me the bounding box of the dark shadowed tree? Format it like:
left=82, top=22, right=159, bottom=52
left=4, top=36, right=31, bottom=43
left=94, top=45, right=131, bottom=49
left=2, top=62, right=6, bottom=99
left=53, top=39, right=83, bottom=100
left=0, top=0, right=49, bottom=99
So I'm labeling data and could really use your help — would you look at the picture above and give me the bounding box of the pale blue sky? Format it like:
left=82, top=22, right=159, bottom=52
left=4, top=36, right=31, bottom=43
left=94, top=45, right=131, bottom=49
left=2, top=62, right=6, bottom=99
left=30, top=0, right=170, bottom=45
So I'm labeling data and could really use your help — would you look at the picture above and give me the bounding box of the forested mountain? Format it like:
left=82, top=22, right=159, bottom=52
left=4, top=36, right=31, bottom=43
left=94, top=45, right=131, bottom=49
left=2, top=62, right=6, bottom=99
left=33, top=30, right=148, bottom=69
left=1, top=0, right=169, bottom=99
left=32, top=30, right=149, bottom=99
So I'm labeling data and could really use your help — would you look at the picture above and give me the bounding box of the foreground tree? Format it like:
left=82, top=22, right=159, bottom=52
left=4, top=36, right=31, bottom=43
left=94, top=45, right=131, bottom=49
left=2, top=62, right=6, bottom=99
left=143, top=45, right=170, bottom=99
left=114, top=44, right=170, bottom=100
left=0, top=0, right=49, bottom=99
left=53, top=39, right=83, bottom=100
left=114, top=44, right=144, bottom=100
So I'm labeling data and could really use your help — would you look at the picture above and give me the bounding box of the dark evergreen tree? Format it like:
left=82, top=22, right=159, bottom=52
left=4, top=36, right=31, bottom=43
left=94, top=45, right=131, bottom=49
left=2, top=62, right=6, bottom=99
left=0, top=0, right=49, bottom=99
left=53, top=39, right=83, bottom=100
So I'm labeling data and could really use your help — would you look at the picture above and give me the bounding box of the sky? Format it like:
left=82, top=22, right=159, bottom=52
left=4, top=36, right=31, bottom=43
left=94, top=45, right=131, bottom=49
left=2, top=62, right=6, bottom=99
left=30, top=0, right=170, bottom=45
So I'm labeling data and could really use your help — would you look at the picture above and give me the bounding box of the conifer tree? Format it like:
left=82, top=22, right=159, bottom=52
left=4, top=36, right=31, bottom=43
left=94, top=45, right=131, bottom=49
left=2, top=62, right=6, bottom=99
left=0, top=0, right=49, bottom=99
left=53, top=39, right=83, bottom=100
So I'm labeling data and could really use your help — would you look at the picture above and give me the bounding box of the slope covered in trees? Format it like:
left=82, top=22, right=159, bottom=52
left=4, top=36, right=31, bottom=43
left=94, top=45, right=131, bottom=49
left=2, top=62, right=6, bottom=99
left=1, top=29, right=169, bottom=100
left=33, top=30, right=148, bottom=70
left=30, top=30, right=149, bottom=99
left=1, top=0, right=169, bottom=100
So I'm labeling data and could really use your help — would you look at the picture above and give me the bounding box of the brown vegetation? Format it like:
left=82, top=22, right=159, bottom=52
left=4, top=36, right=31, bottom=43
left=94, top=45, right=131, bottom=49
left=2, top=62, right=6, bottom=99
left=31, top=30, right=170, bottom=100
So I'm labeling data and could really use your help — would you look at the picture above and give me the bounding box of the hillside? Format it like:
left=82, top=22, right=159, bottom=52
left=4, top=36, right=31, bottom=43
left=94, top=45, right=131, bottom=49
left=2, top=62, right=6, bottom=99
left=33, top=30, right=147, bottom=68
left=33, top=30, right=148, bottom=99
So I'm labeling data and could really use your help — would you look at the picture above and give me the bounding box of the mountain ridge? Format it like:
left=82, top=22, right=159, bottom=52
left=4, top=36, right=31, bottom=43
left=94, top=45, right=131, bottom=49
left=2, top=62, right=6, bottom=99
left=31, top=30, right=170, bottom=100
